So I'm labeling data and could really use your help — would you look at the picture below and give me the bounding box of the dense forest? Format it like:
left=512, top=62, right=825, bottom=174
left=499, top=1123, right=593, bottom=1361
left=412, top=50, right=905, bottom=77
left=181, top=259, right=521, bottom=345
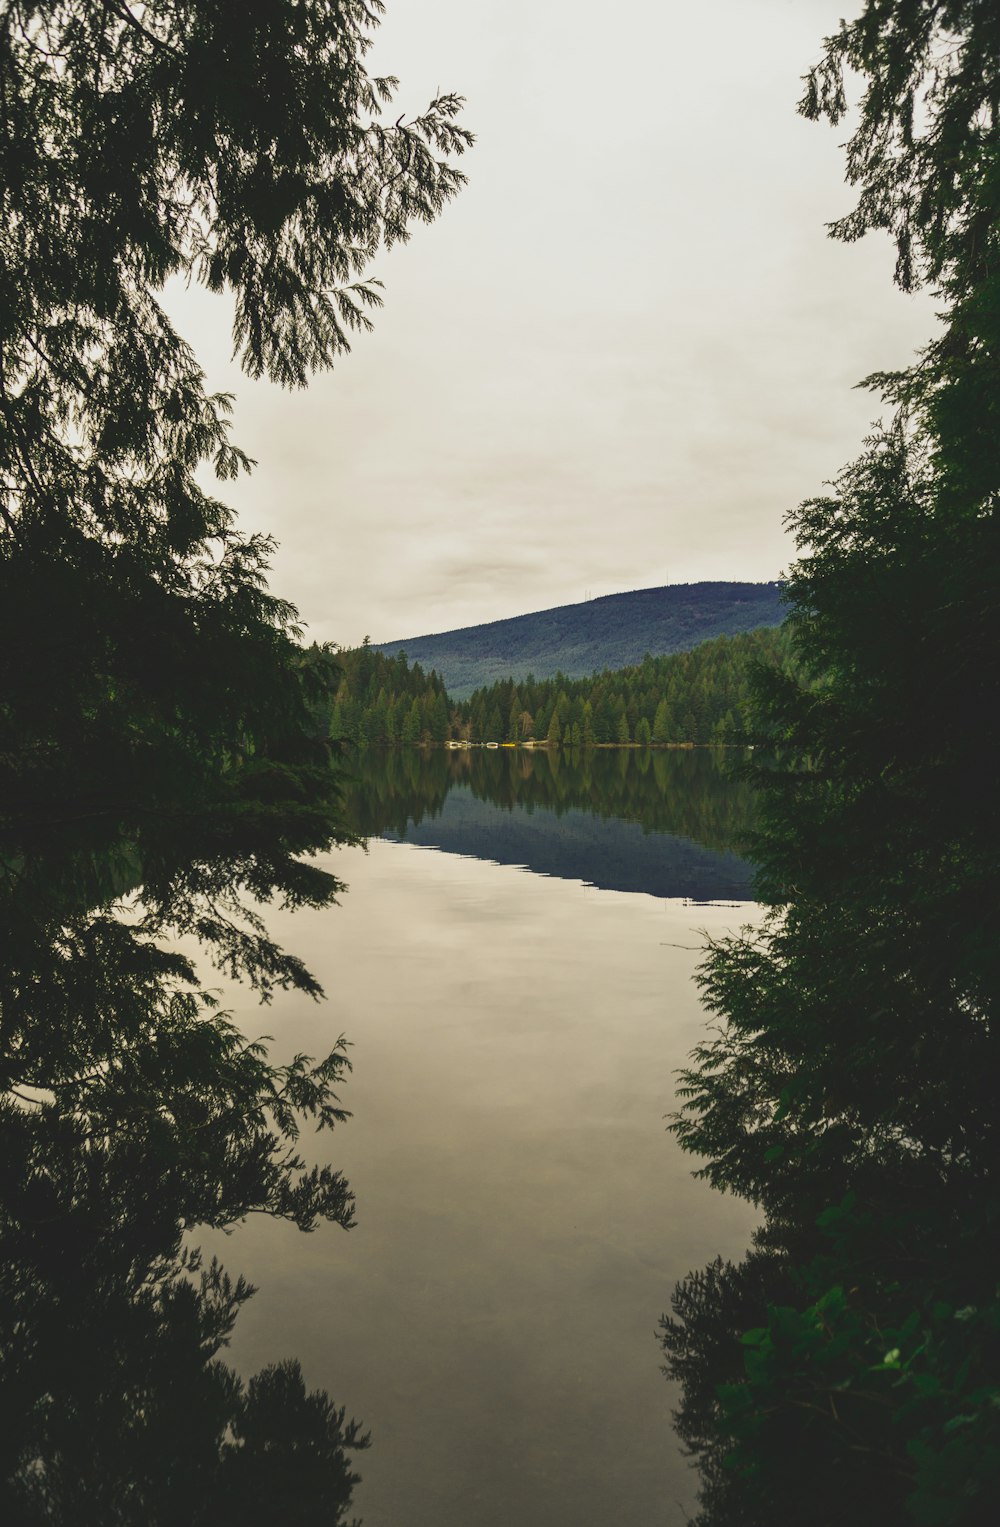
left=457, top=625, right=796, bottom=745
left=373, top=580, right=786, bottom=697
left=320, top=624, right=796, bottom=746
left=315, top=640, right=453, bottom=745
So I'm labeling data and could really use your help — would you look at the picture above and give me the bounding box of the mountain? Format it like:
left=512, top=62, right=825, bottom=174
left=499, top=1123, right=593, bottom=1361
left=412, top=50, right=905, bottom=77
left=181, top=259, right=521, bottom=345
left=373, top=581, right=785, bottom=699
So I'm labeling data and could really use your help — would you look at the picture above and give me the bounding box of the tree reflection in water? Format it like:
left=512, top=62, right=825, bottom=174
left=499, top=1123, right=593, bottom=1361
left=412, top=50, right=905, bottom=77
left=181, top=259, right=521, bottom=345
left=0, top=804, right=368, bottom=1523
left=0, top=741, right=756, bottom=1519
left=341, top=744, right=754, bottom=850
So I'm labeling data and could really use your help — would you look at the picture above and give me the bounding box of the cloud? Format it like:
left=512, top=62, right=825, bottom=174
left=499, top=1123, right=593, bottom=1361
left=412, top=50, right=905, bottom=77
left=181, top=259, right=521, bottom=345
left=165, top=0, right=934, bottom=649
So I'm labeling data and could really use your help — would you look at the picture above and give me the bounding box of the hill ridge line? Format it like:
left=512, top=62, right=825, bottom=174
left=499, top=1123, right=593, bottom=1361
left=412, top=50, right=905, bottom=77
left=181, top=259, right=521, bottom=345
left=370, top=580, right=786, bottom=700
left=373, top=579, right=784, bottom=650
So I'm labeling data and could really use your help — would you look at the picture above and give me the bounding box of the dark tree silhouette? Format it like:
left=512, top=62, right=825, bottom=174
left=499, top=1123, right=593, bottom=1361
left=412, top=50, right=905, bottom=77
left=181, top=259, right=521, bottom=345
left=0, top=4, right=471, bottom=1517
left=663, top=4, right=1000, bottom=1522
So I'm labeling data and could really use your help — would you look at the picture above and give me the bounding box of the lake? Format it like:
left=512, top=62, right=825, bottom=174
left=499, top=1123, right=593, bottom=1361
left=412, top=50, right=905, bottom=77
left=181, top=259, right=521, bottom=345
left=191, top=747, right=761, bottom=1525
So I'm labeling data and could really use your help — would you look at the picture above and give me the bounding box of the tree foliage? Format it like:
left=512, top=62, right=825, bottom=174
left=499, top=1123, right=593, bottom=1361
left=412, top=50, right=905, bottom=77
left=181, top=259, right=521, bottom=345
left=0, top=1127, right=370, bottom=1525
left=0, top=3, right=470, bottom=1514
left=662, top=4, right=1000, bottom=1522
left=1, top=0, right=470, bottom=827
left=317, top=641, right=452, bottom=745
left=460, top=626, right=798, bottom=745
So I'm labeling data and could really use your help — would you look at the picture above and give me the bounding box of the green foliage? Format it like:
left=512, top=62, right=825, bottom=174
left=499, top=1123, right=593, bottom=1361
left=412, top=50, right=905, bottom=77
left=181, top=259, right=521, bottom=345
left=321, top=643, right=453, bottom=745
left=329, top=626, right=798, bottom=747
left=461, top=626, right=798, bottom=744
left=662, top=4, right=1000, bottom=1521
left=0, top=0, right=471, bottom=1235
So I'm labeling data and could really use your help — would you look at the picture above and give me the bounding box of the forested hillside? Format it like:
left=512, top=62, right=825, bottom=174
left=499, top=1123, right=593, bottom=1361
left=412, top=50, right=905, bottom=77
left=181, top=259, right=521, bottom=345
left=373, top=581, right=785, bottom=698
left=458, top=625, right=795, bottom=744
left=319, top=624, right=796, bottom=746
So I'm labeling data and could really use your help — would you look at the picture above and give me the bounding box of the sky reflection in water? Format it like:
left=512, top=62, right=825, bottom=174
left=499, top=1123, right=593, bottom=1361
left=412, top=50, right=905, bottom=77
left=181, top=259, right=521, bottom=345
left=196, top=749, right=760, bottom=1526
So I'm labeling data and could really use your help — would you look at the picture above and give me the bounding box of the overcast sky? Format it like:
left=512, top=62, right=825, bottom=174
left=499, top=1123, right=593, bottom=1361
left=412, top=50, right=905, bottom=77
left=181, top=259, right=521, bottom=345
left=168, top=0, right=933, bottom=650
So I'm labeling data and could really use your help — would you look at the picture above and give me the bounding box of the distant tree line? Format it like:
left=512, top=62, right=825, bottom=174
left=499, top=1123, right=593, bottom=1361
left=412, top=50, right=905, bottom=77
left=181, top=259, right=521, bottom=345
left=309, top=639, right=453, bottom=745
left=318, top=626, right=796, bottom=747
left=459, top=626, right=796, bottom=745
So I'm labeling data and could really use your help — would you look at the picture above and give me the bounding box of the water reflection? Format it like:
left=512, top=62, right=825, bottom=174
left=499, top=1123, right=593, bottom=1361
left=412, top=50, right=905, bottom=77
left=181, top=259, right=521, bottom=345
left=342, top=747, right=756, bottom=901
left=197, top=839, right=761, bottom=1527
left=1, top=747, right=760, bottom=1524
left=0, top=808, right=366, bottom=1521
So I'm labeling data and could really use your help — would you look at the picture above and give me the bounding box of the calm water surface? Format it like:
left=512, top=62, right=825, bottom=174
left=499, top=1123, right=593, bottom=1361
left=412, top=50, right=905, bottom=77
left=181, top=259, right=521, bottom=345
left=200, top=750, right=760, bottom=1525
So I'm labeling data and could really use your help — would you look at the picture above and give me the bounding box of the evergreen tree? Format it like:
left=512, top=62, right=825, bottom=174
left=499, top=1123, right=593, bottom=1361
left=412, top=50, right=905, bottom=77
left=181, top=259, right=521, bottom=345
left=1, top=2, right=471, bottom=823
left=595, top=694, right=617, bottom=743
left=431, top=691, right=450, bottom=744
left=663, top=5, right=1000, bottom=1521
left=401, top=697, right=422, bottom=746
left=459, top=627, right=796, bottom=748
left=0, top=7, right=471, bottom=1512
